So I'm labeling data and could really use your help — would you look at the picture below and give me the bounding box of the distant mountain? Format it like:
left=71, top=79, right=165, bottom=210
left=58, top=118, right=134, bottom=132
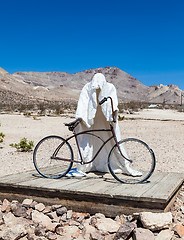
left=14, top=67, right=149, bottom=102
left=0, top=66, right=183, bottom=109
left=0, top=67, right=79, bottom=107
left=148, top=84, right=183, bottom=104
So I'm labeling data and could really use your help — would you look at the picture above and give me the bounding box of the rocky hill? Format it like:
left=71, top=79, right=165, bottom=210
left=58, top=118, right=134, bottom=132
left=13, top=67, right=149, bottom=102
left=148, top=84, right=183, bottom=104
left=0, top=67, right=79, bottom=109
left=0, top=66, right=183, bottom=109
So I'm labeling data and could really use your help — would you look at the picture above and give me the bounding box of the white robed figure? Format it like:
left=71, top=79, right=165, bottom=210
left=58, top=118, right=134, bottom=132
left=67, top=73, right=141, bottom=176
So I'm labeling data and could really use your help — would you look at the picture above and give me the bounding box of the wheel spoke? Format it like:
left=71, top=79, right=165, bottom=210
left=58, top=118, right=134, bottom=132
left=33, top=136, right=73, bottom=179
left=108, top=138, right=156, bottom=184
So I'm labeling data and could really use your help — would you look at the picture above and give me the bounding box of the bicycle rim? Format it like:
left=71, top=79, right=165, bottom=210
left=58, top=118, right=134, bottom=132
left=108, top=138, right=156, bottom=184
left=33, top=135, right=73, bottom=179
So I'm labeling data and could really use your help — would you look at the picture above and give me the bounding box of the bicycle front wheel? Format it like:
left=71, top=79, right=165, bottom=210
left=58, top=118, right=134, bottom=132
left=33, top=135, right=73, bottom=179
left=108, top=138, right=156, bottom=184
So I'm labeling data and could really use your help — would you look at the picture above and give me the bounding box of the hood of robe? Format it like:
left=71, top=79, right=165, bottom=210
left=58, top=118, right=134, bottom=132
left=88, top=73, right=106, bottom=90
left=76, top=73, right=118, bottom=128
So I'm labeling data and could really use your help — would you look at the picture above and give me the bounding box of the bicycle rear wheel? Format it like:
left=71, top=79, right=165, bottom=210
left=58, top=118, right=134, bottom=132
left=108, top=138, right=156, bottom=184
left=33, top=135, right=73, bottom=179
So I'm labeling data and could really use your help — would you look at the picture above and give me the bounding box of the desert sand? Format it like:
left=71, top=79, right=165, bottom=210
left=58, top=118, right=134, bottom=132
left=0, top=109, right=183, bottom=177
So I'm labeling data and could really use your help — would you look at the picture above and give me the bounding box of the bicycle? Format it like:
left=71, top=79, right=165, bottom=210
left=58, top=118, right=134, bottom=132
left=33, top=97, right=156, bottom=184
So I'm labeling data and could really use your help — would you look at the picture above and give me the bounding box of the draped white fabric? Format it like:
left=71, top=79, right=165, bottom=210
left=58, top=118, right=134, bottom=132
left=74, top=73, right=141, bottom=175
left=75, top=73, right=119, bottom=128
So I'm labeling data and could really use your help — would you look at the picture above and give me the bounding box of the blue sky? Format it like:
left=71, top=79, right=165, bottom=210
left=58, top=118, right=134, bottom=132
left=0, top=0, right=184, bottom=90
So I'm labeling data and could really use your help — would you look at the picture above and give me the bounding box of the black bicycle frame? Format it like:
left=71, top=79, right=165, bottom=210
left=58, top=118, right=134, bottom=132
left=51, top=124, right=132, bottom=164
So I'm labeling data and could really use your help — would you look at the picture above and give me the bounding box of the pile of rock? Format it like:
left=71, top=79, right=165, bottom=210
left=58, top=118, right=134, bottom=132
left=0, top=196, right=183, bottom=240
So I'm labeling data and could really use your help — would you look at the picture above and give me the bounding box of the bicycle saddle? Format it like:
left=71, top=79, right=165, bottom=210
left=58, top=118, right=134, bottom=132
left=64, top=118, right=82, bottom=131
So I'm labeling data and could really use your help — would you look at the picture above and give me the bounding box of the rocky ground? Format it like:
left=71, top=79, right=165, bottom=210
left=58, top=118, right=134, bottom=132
left=0, top=185, right=184, bottom=240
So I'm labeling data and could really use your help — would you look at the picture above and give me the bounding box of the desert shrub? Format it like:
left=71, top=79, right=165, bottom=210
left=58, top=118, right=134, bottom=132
left=178, top=105, right=184, bottom=112
left=0, top=123, right=5, bottom=143
left=10, top=138, right=34, bottom=152
left=118, top=102, right=150, bottom=113
left=38, top=103, right=46, bottom=114
left=55, top=109, right=65, bottom=115
left=0, top=132, right=5, bottom=143
left=23, top=112, right=31, bottom=117
left=32, top=115, right=41, bottom=120
left=18, top=104, right=27, bottom=112
left=118, top=115, right=125, bottom=121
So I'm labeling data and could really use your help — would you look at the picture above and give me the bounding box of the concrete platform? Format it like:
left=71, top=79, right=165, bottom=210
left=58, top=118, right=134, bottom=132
left=0, top=170, right=183, bottom=217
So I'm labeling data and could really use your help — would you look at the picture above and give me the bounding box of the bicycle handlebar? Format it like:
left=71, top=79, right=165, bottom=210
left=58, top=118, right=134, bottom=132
left=99, top=96, right=116, bottom=122
left=99, top=97, right=108, bottom=105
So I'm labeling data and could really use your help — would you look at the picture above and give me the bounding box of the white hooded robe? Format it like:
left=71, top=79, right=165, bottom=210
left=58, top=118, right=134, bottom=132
left=74, top=73, right=134, bottom=174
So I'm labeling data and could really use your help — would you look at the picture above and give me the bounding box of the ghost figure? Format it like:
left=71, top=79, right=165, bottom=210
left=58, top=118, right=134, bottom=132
left=68, top=73, right=141, bottom=176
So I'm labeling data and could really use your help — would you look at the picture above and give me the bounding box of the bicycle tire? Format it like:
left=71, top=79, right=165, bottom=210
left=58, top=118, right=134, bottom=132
left=33, top=135, right=73, bottom=179
left=108, top=138, right=156, bottom=184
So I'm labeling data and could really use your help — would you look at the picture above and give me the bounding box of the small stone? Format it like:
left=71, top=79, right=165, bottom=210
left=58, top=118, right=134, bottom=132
left=132, top=228, right=154, bottom=240
left=26, top=208, right=33, bottom=217
left=67, top=210, right=73, bottom=219
left=114, top=222, right=136, bottom=240
left=22, top=198, right=33, bottom=208
left=78, top=223, right=84, bottom=230
left=120, top=215, right=125, bottom=224
left=46, top=211, right=59, bottom=221
left=46, top=232, right=57, bottom=240
left=62, top=225, right=79, bottom=239
left=60, top=213, right=67, bottom=223
left=139, top=212, right=172, bottom=231
left=0, top=224, right=28, bottom=240
left=27, top=233, right=41, bottom=240
left=132, top=213, right=140, bottom=219
left=72, top=212, right=90, bottom=219
left=46, top=223, right=59, bottom=232
left=15, top=207, right=27, bottom=218
left=115, top=215, right=125, bottom=224
left=68, top=219, right=80, bottom=226
left=73, top=212, right=90, bottom=223
left=95, top=217, right=120, bottom=234
left=1, top=199, right=11, bottom=212
left=26, top=226, right=35, bottom=237
left=155, top=229, right=174, bottom=240
left=10, top=200, right=19, bottom=211
left=30, top=200, right=38, bottom=209
left=71, top=229, right=81, bottom=239
left=82, top=223, right=96, bottom=239
left=82, top=217, right=91, bottom=225
left=95, top=213, right=106, bottom=219
left=32, top=210, right=52, bottom=227
left=77, top=216, right=86, bottom=223
left=104, top=234, right=116, bottom=240
left=181, top=206, right=184, bottom=213
left=35, top=225, right=46, bottom=236
left=56, top=226, right=64, bottom=235
left=43, top=205, right=52, bottom=214
left=35, top=203, right=45, bottom=212
left=3, top=212, right=17, bottom=226
left=56, top=206, right=67, bottom=216
left=90, top=216, right=97, bottom=226
left=174, top=224, right=184, bottom=238
left=51, top=204, right=62, bottom=211
left=90, top=230, right=104, bottom=240
left=0, top=214, right=3, bottom=225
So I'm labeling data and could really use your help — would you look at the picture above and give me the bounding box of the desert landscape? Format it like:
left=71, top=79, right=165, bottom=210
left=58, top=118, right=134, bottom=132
left=0, top=108, right=183, bottom=177
left=0, top=65, right=184, bottom=176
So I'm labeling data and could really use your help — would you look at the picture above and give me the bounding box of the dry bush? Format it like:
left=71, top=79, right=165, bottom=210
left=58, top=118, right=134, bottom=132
left=118, top=101, right=149, bottom=113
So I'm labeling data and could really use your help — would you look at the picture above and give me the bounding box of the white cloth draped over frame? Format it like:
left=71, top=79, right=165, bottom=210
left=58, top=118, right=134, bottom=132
left=74, top=73, right=133, bottom=173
